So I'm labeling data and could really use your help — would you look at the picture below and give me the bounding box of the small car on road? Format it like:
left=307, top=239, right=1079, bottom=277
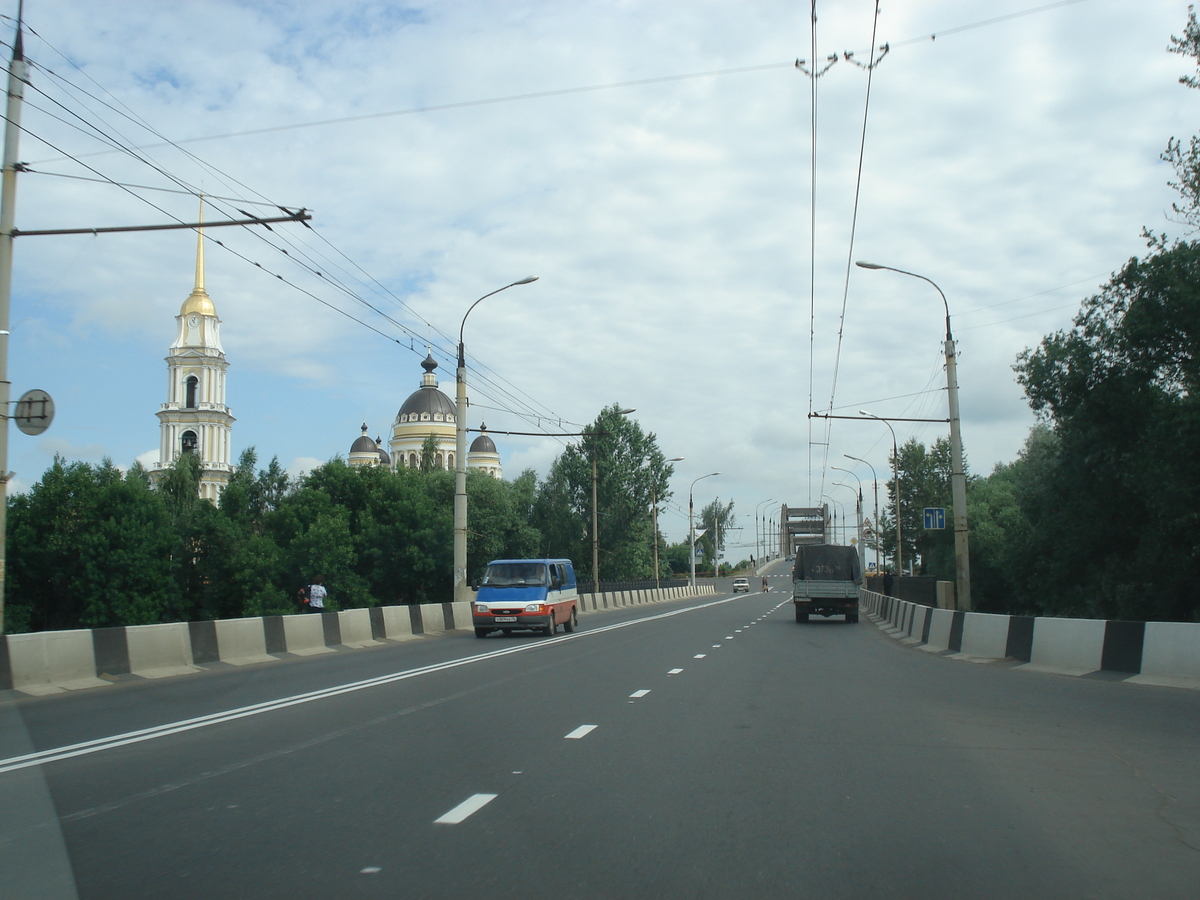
left=732, top=577, right=750, bottom=593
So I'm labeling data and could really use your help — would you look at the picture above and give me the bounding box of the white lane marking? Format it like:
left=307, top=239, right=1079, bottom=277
left=0, top=594, right=747, bottom=774
left=735, top=629, right=742, bottom=633
left=565, top=724, right=598, bottom=739
left=435, top=793, right=497, bottom=824
left=693, top=654, right=706, bottom=659
left=361, top=867, right=382, bottom=874
left=712, top=644, right=722, bottom=648
left=668, top=668, right=684, bottom=675
left=725, top=636, right=734, bottom=640
left=629, top=689, right=651, bottom=698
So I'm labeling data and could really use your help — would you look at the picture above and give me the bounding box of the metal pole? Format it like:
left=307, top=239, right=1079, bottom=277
left=859, top=411, right=901, bottom=578
left=592, top=448, right=599, bottom=587
left=945, top=335, right=971, bottom=609
left=0, top=12, right=26, bottom=635
left=857, top=261, right=971, bottom=606
left=454, top=277, right=537, bottom=604
left=689, top=472, right=719, bottom=588
left=846, top=454, right=880, bottom=574
left=652, top=479, right=659, bottom=590
left=754, top=498, right=774, bottom=567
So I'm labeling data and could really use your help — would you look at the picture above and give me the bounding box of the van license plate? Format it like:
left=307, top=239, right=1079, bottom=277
left=494, top=616, right=518, bottom=622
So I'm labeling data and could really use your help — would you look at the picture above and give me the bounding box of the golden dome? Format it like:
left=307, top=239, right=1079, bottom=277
left=180, top=287, right=216, bottom=318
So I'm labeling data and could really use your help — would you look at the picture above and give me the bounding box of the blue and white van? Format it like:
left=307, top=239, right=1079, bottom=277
left=472, top=558, right=579, bottom=638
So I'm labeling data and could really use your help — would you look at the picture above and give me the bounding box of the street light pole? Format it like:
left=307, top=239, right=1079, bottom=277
left=857, top=261, right=971, bottom=609
left=652, top=456, right=684, bottom=589
left=859, top=410, right=902, bottom=578
left=0, top=13, right=25, bottom=635
left=455, top=276, right=538, bottom=603
left=831, top=470, right=864, bottom=572
left=689, top=472, right=720, bottom=588
left=755, top=498, right=775, bottom=565
left=845, top=454, right=880, bottom=575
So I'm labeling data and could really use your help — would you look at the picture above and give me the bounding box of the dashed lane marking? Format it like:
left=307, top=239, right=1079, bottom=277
left=668, top=668, right=684, bottom=675
left=435, top=793, right=497, bottom=824
left=693, top=654, right=706, bottom=659
left=565, top=724, right=598, bottom=739
left=629, top=690, right=651, bottom=698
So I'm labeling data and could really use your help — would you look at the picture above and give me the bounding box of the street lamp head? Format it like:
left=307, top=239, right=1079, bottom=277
left=666, top=457, right=684, bottom=462
left=855, top=261, right=884, bottom=270
left=618, top=408, right=636, bottom=415
left=513, top=275, right=539, bottom=284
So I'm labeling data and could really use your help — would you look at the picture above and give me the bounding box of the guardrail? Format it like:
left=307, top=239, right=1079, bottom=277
left=861, top=589, right=1200, bottom=688
left=0, top=583, right=720, bottom=696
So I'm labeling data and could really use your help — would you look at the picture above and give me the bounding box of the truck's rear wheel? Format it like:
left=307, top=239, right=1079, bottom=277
left=795, top=607, right=809, bottom=623
left=846, top=613, right=859, bottom=624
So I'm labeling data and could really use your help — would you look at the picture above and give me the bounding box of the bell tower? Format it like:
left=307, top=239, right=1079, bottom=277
left=153, top=204, right=235, bottom=502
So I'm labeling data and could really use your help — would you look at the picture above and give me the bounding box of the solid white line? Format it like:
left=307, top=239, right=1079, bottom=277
left=435, top=793, right=497, bottom=824
left=668, top=668, right=683, bottom=675
left=0, top=593, right=747, bottom=774
left=565, top=724, right=598, bottom=739
left=629, top=689, right=651, bottom=698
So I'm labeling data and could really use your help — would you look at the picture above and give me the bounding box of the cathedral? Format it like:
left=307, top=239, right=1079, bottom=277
left=348, top=350, right=504, bottom=480
left=152, top=216, right=501, bottom=502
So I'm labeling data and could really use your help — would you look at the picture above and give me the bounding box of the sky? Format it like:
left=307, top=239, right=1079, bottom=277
left=1, top=0, right=1195, bottom=555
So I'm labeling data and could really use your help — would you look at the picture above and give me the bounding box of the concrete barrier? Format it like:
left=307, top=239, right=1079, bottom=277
left=381, top=606, right=416, bottom=640
left=6, top=629, right=108, bottom=694
left=1028, top=616, right=1106, bottom=675
left=338, top=609, right=379, bottom=649
left=126, top=622, right=199, bottom=678
left=922, top=608, right=956, bottom=652
left=213, top=617, right=277, bottom=666
left=417, top=603, right=446, bottom=635
left=1131, top=621, right=1200, bottom=687
left=282, top=614, right=334, bottom=655
left=955, top=612, right=1012, bottom=661
left=0, top=583, right=723, bottom=697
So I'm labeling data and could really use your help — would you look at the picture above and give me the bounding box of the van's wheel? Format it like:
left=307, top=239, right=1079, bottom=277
left=545, top=616, right=557, bottom=636
left=562, top=608, right=577, bottom=633
left=795, top=608, right=808, bottom=623
left=474, top=627, right=489, bottom=638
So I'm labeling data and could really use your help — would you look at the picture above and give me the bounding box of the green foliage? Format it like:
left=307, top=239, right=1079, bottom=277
left=696, top=497, right=735, bottom=565
left=1164, top=6, right=1200, bottom=231
left=530, top=404, right=674, bottom=581
left=1011, top=241, right=1200, bottom=620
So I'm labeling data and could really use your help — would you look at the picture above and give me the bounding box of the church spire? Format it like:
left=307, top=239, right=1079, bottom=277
left=179, top=197, right=215, bottom=318
left=194, top=197, right=205, bottom=294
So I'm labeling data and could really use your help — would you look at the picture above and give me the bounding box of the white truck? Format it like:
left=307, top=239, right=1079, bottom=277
left=792, top=544, right=862, bottom=624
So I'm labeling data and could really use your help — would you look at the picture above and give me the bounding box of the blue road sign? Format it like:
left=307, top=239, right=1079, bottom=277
left=924, top=507, right=946, bottom=530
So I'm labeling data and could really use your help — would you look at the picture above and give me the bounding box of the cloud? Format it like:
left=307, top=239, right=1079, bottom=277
left=4, top=0, right=1193, bottom=546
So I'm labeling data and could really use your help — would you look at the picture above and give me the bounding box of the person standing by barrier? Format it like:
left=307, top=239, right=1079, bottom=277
left=308, top=576, right=327, bottom=613
left=882, top=569, right=893, bottom=597
left=761, top=576, right=768, bottom=592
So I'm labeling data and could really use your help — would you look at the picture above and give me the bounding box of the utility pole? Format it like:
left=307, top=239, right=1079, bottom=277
left=0, top=7, right=27, bottom=635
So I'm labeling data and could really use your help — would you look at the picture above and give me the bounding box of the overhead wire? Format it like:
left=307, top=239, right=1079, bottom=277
left=19, top=31, right=578, bottom=445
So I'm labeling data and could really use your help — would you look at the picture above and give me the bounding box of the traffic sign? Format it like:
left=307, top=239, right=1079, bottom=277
left=923, top=507, right=946, bottom=530
left=14, top=389, right=53, bottom=436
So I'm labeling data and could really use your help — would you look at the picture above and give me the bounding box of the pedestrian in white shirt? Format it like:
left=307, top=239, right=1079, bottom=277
left=308, top=576, right=327, bottom=613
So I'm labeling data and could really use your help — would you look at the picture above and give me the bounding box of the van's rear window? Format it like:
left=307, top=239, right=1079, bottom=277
left=483, top=563, right=548, bottom=586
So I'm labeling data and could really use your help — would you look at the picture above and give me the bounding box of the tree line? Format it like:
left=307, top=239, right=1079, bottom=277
left=5, top=404, right=736, bottom=633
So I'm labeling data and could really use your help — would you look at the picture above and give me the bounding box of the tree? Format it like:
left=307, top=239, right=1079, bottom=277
left=1163, top=6, right=1200, bottom=231
left=696, top=497, right=735, bottom=568
left=532, top=404, right=674, bottom=581
left=873, top=438, right=958, bottom=578
left=1014, top=241, right=1200, bottom=620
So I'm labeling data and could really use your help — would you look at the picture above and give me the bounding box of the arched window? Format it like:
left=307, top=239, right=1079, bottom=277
left=447, top=453, right=454, bottom=470
left=181, top=430, right=198, bottom=454
left=185, top=376, right=198, bottom=409
left=409, top=453, right=417, bottom=468
left=436, top=452, right=444, bottom=469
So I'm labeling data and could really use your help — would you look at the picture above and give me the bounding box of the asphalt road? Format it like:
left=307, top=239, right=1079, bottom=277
left=3, top=568, right=1200, bottom=899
